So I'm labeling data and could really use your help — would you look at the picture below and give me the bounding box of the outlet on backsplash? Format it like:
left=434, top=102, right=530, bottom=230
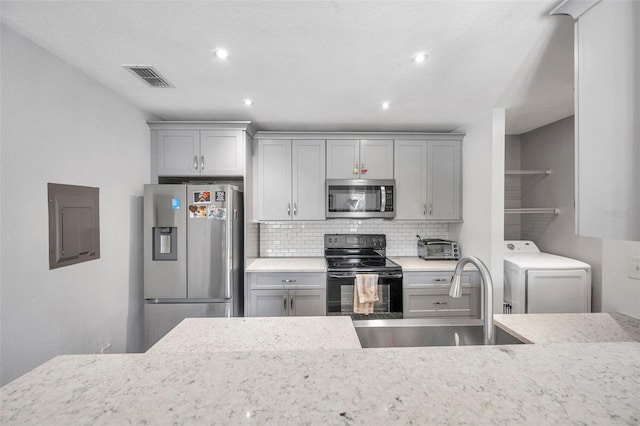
left=629, top=257, right=640, bottom=280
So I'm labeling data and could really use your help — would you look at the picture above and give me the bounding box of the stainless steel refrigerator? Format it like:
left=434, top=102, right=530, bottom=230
left=143, top=184, right=243, bottom=350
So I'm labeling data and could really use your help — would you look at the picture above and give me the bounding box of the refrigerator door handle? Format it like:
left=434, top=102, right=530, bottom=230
left=226, top=218, right=233, bottom=299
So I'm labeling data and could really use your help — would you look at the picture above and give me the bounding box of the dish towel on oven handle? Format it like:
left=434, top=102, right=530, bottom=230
left=354, top=273, right=379, bottom=314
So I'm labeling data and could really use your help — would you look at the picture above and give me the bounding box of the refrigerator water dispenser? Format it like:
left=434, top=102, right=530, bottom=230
left=153, top=227, right=177, bottom=260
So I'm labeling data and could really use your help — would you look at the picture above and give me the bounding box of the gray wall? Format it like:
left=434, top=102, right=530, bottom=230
left=0, top=26, right=152, bottom=385
left=504, top=135, right=521, bottom=239
left=519, top=116, right=603, bottom=311
left=451, top=109, right=506, bottom=314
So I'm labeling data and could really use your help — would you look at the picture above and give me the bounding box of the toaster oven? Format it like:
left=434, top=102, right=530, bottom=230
left=417, top=239, right=460, bottom=260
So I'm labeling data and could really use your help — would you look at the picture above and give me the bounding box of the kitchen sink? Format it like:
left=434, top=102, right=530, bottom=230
left=353, top=318, right=524, bottom=348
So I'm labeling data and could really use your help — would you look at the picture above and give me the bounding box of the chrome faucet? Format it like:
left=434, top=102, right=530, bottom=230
left=449, top=256, right=494, bottom=345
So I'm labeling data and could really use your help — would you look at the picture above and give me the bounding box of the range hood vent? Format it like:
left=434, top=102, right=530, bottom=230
left=123, top=65, right=173, bottom=88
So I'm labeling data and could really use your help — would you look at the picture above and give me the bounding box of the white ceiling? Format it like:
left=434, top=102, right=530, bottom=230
left=0, top=1, right=575, bottom=135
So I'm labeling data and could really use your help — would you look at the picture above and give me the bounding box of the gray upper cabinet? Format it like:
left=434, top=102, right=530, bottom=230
left=326, top=140, right=359, bottom=179
left=292, top=140, right=326, bottom=220
left=258, top=139, right=325, bottom=221
left=394, top=139, right=462, bottom=221
left=155, top=130, right=200, bottom=176
left=199, top=130, right=244, bottom=176
left=394, top=140, right=428, bottom=220
left=326, top=139, right=393, bottom=179
left=151, top=124, right=247, bottom=178
left=428, top=140, right=462, bottom=220
left=258, top=140, right=291, bottom=220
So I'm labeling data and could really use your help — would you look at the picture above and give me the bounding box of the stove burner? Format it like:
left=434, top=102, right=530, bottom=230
left=329, top=259, right=385, bottom=268
left=361, top=260, right=386, bottom=267
left=331, top=261, right=360, bottom=268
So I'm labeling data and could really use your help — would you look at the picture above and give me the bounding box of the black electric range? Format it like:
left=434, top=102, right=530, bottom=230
left=324, top=234, right=403, bottom=319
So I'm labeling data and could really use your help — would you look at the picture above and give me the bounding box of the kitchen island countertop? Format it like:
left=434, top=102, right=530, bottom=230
left=2, top=341, right=639, bottom=424
left=245, top=257, right=327, bottom=272
left=493, top=312, right=640, bottom=344
left=147, top=316, right=362, bottom=354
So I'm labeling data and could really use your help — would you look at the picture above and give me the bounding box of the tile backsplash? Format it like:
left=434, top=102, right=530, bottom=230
left=260, top=220, right=449, bottom=257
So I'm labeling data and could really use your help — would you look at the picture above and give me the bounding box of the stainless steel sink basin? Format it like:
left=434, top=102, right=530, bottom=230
left=353, top=318, right=524, bottom=348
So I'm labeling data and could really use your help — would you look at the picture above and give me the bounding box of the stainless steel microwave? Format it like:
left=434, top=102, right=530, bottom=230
left=326, top=179, right=395, bottom=219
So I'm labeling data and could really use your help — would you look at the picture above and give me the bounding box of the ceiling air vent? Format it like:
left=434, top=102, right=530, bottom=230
left=123, top=65, right=173, bottom=88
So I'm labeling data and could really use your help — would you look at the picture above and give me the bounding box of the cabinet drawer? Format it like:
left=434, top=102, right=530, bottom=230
left=249, top=272, right=326, bottom=289
left=404, top=272, right=474, bottom=288
left=404, top=287, right=479, bottom=318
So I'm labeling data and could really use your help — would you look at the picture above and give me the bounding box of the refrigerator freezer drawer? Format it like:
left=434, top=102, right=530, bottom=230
left=144, top=301, right=232, bottom=351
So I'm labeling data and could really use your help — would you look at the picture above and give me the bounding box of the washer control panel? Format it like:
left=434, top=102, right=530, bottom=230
left=504, top=240, right=540, bottom=253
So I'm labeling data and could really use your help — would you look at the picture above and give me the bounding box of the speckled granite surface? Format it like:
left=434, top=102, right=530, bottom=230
left=390, top=257, right=476, bottom=272
left=494, top=312, right=640, bottom=344
left=147, top=316, right=362, bottom=353
left=2, top=342, right=639, bottom=425
left=245, top=257, right=471, bottom=273
left=391, top=257, right=456, bottom=271
left=245, top=257, right=327, bottom=272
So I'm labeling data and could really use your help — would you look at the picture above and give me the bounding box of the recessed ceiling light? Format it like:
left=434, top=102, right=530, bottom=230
left=212, top=48, right=230, bottom=60
left=244, top=99, right=253, bottom=106
left=381, top=102, right=390, bottom=110
left=412, top=52, right=428, bottom=64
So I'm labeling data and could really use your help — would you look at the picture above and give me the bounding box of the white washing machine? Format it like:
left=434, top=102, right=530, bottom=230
left=503, top=240, right=591, bottom=314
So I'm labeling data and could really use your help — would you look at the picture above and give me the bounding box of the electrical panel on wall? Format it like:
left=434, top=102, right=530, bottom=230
left=48, top=183, right=100, bottom=269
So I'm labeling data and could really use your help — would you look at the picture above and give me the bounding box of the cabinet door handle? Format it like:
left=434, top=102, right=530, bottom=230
left=290, top=294, right=294, bottom=312
left=193, top=156, right=199, bottom=170
left=281, top=279, right=297, bottom=283
left=287, top=203, right=291, bottom=216
left=423, top=203, right=427, bottom=216
left=283, top=295, right=287, bottom=312
left=200, top=155, right=205, bottom=171
left=434, top=278, right=448, bottom=282
left=428, top=203, right=433, bottom=216
left=433, top=301, right=448, bottom=305
left=293, top=203, right=298, bottom=216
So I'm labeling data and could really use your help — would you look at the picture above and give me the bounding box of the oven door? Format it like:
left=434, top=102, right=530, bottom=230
left=326, top=179, right=395, bottom=219
left=326, top=271, right=403, bottom=319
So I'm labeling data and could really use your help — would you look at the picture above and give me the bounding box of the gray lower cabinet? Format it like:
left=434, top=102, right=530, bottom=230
left=403, top=271, right=479, bottom=318
left=250, top=289, right=326, bottom=316
left=247, top=272, right=326, bottom=317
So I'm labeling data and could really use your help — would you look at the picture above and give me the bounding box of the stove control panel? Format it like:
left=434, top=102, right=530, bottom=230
left=324, top=234, right=386, bottom=249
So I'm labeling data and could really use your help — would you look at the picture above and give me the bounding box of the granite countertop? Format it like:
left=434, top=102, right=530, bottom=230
left=147, top=316, right=362, bottom=354
left=2, top=342, right=639, bottom=424
left=245, top=257, right=327, bottom=272
left=391, top=257, right=474, bottom=272
left=494, top=312, right=640, bottom=344
left=245, top=257, right=471, bottom=273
